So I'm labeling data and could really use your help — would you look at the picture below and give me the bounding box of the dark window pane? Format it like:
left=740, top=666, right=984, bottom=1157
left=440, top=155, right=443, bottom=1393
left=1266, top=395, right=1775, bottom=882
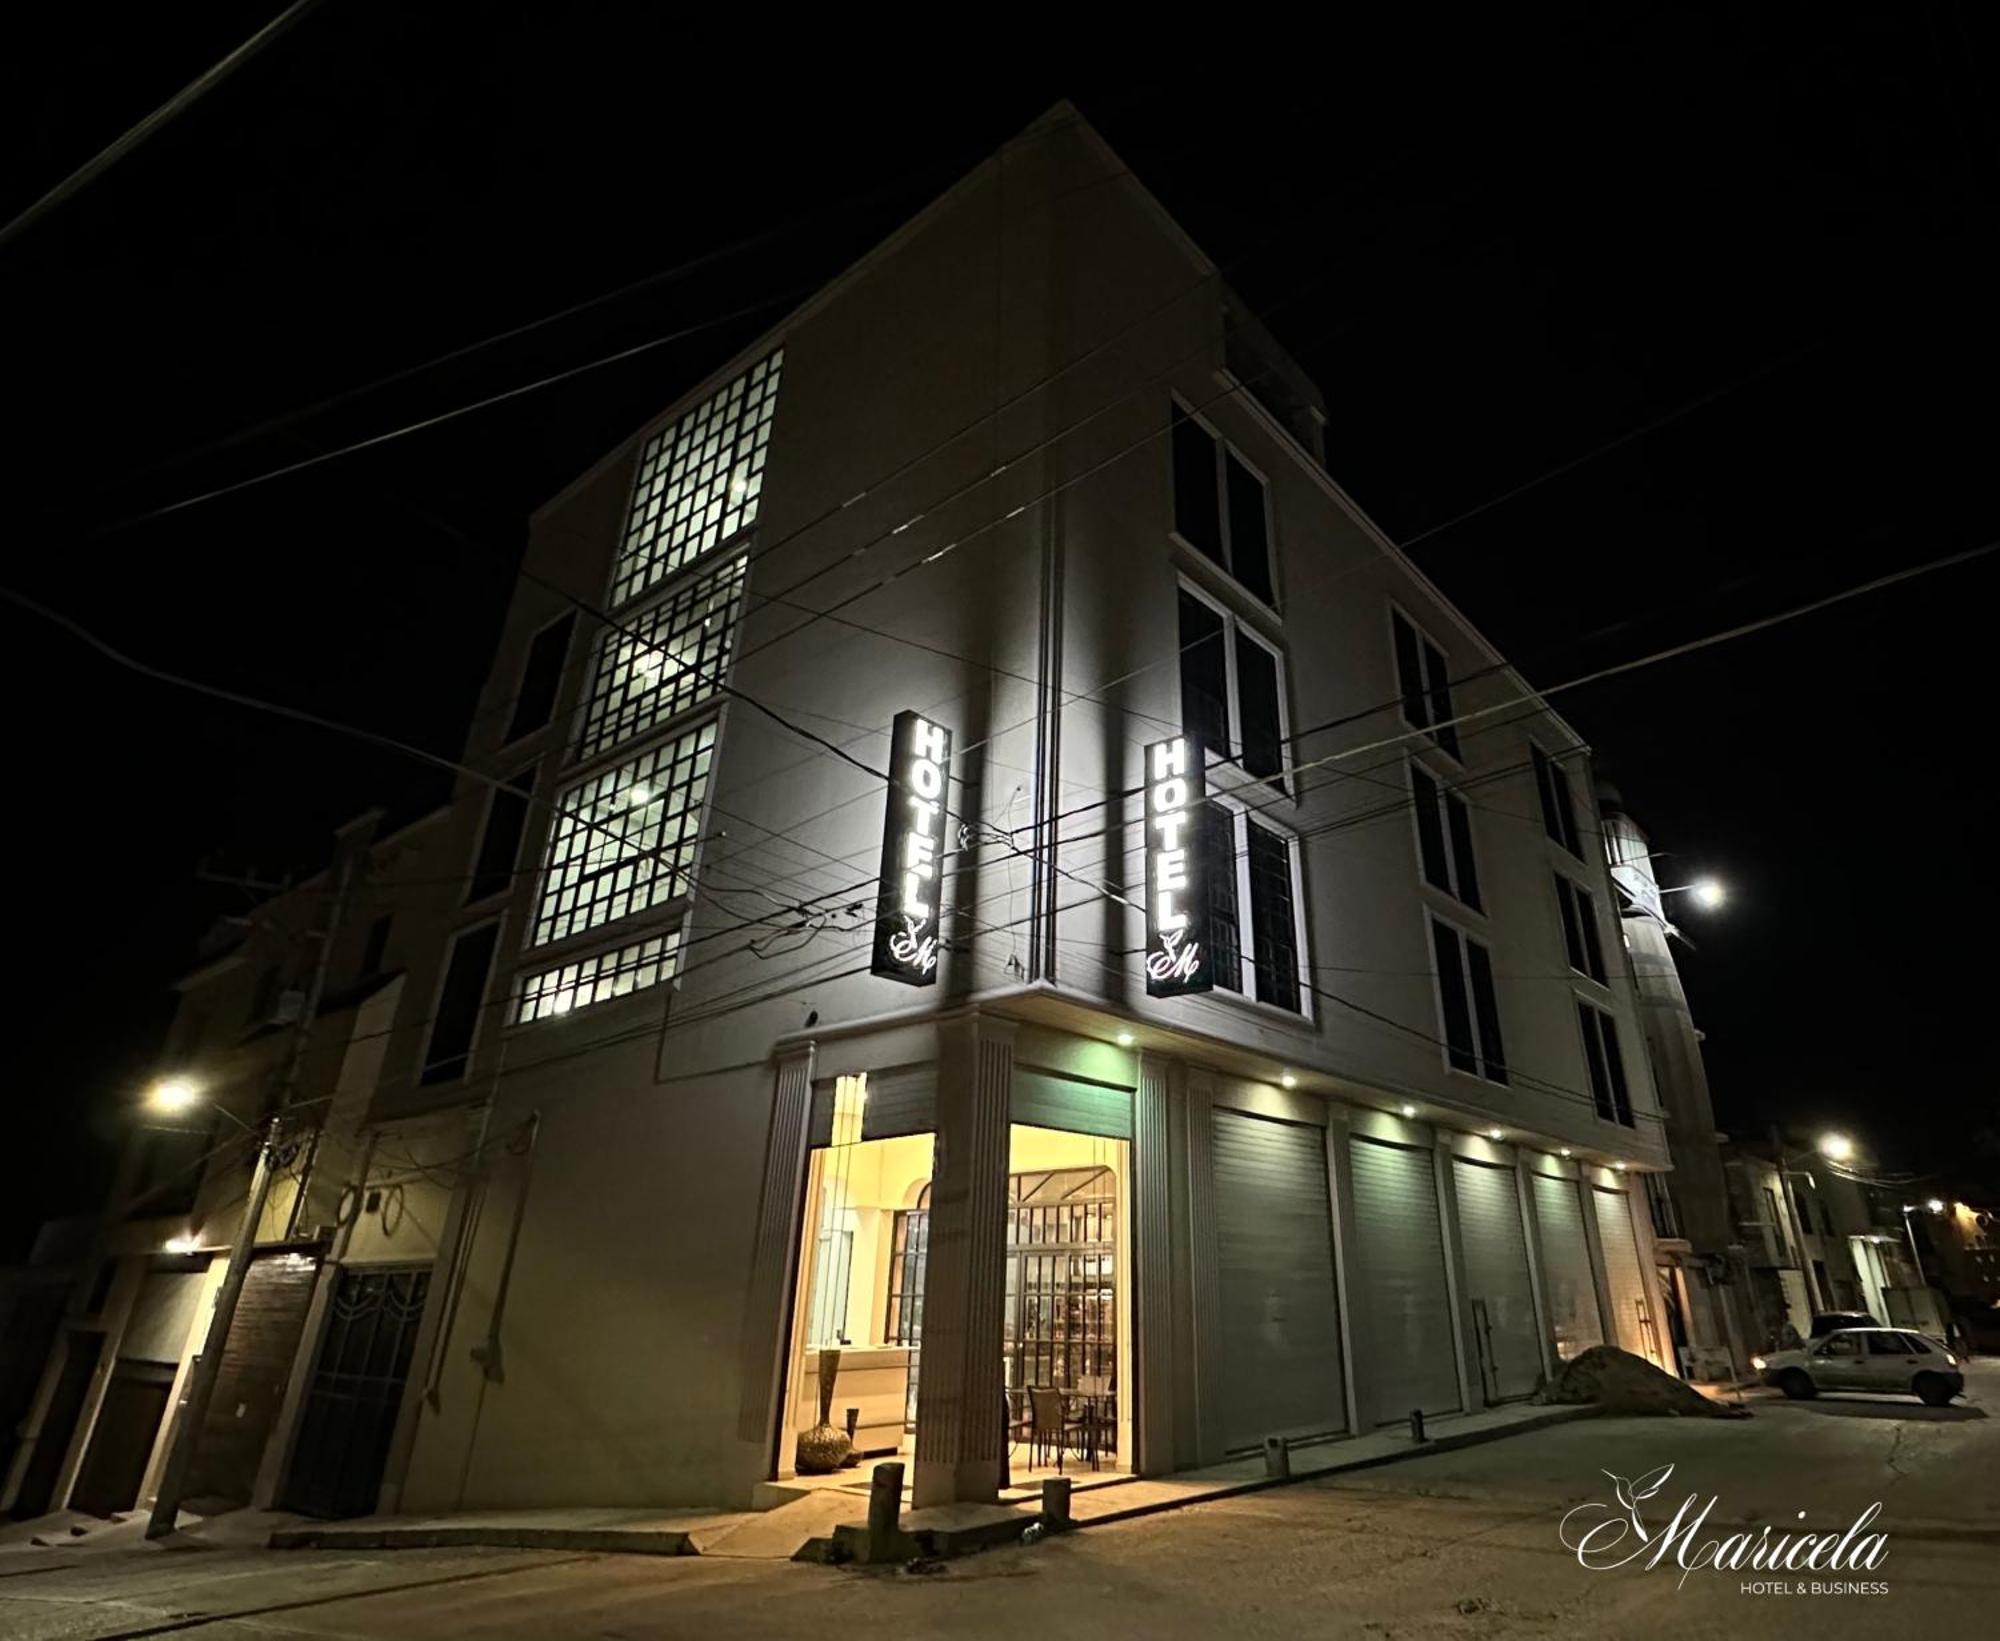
left=1599, top=1009, right=1632, bottom=1124
left=1431, top=919, right=1475, bottom=1073
left=1555, top=876, right=1586, bottom=972
left=1393, top=612, right=1427, bottom=731
left=1234, top=632, right=1285, bottom=786
left=1532, top=746, right=1560, bottom=837
left=1201, top=804, right=1241, bottom=993
left=1578, top=1003, right=1613, bottom=1119
left=1247, top=820, right=1300, bottom=1012
left=1467, top=938, right=1507, bottom=1084
left=1444, top=790, right=1481, bottom=911
left=468, top=769, right=534, bottom=903
left=505, top=613, right=576, bottom=744
left=360, top=915, right=393, bottom=976
left=1411, top=765, right=1449, bottom=891
left=1576, top=884, right=1607, bottom=981
left=422, top=923, right=500, bottom=1085
left=1225, top=451, right=1274, bottom=604
left=1423, top=638, right=1459, bottom=758
left=1171, top=404, right=1222, bottom=564
left=1178, top=591, right=1229, bottom=754
left=1548, top=756, right=1580, bottom=855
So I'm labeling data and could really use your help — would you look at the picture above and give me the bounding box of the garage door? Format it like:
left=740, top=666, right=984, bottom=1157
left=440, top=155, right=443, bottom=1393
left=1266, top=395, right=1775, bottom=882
left=1451, top=1157, right=1541, bottom=1401
left=1210, top=1109, right=1345, bottom=1451
left=1532, top=1173, right=1603, bottom=1360
left=1348, top=1136, right=1460, bottom=1423
left=1593, top=1186, right=1655, bottom=1363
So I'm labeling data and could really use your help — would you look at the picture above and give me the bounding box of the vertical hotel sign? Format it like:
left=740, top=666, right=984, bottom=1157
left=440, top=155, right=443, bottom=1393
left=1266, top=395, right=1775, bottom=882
left=1144, top=736, right=1212, bottom=996
left=872, top=711, right=952, bottom=986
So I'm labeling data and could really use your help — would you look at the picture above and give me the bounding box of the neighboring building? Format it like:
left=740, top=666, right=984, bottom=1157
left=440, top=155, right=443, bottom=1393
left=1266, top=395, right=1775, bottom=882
left=1907, top=1196, right=2000, bottom=1349
left=1596, top=792, right=1757, bottom=1381
left=345, top=103, right=1679, bottom=1521
left=1, top=808, right=475, bottom=1525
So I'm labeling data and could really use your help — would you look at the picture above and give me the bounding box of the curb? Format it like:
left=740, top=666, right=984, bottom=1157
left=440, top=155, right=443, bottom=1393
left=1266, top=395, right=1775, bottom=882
left=268, top=1524, right=699, bottom=1556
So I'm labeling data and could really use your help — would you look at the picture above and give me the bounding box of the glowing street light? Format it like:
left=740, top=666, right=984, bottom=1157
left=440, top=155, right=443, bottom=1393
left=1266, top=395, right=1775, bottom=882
left=1818, top=1132, right=1856, bottom=1164
left=1690, top=878, right=1727, bottom=909
left=1926, top=1198, right=1945, bottom=1214
left=146, top=1076, right=200, bottom=1113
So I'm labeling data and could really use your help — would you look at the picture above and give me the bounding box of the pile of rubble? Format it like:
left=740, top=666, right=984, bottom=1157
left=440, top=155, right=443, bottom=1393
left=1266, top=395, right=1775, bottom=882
left=1533, top=1346, right=1749, bottom=1418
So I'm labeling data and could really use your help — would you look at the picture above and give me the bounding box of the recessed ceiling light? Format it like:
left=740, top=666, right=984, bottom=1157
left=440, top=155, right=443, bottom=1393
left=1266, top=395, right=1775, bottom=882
left=1613, top=1161, right=1629, bottom=1172
left=1559, top=1147, right=1573, bottom=1158
left=1487, top=1127, right=1504, bottom=1141
left=1115, top=1031, right=1135, bottom=1047
left=1399, top=1103, right=1418, bottom=1119
left=1281, top=1072, right=1298, bottom=1088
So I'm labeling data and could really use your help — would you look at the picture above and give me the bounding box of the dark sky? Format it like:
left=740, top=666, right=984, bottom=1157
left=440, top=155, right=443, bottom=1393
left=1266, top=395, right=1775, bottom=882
left=4, top=9, right=1996, bottom=1256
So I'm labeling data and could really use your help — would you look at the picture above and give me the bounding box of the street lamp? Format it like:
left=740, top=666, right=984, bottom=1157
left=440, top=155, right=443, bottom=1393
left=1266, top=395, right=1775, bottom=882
left=1661, top=877, right=1728, bottom=910
left=1818, top=1132, right=1856, bottom=1164
left=145, top=1076, right=200, bottom=1114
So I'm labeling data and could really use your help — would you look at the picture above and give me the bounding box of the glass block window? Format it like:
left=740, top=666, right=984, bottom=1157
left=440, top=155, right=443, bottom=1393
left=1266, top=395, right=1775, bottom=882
left=610, top=350, right=782, bottom=608
left=532, top=722, right=716, bottom=945
left=517, top=931, right=681, bottom=1024
left=577, top=556, right=747, bottom=759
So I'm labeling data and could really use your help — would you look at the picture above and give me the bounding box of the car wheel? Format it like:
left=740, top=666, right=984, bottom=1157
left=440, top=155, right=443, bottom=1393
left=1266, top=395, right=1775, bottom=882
left=1914, top=1373, right=1956, bottom=1407
left=1778, top=1369, right=1817, bottom=1400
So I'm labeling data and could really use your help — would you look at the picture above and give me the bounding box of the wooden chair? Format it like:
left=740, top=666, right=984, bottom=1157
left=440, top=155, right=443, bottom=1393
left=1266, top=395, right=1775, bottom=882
left=1028, top=1387, right=1090, bottom=1472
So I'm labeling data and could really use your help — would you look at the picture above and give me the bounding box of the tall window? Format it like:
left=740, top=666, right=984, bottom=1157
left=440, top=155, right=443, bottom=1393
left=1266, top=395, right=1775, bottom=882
left=1532, top=743, right=1582, bottom=856
left=1554, top=873, right=1607, bottom=982
left=576, top=556, right=747, bottom=759
left=1430, top=916, right=1507, bottom=1083
left=1392, top=609, right=1459, bottom=759
left=468, top=767, right=534, bottom=904
left=1409, top=761, right=1481, bottom=911
left=1177, top=583, right=1290, bottom=791
left=1170, top=401, right=1275, bottom=605
left=1198, top=802, right=1306, bottom=1012
left=504, top=612, right=576, bottom=745
left=611, top=350, right=782, bottom=608
left=531, top=722, right=716, bottom=945
left=1577, top=999, right=1633, bottom=1125
left=516, top=931, right=681, bottom=1024
left=422, top=921, right=500, bottom=1085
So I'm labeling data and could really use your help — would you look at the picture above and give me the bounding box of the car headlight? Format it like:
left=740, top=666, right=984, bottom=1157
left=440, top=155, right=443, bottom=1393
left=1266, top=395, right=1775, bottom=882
left=1751, top=1355, right=1766, bottom=1371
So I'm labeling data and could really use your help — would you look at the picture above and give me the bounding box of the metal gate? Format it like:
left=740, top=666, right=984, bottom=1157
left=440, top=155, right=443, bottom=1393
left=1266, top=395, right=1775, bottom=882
left=281, top=1266, right=431, bottom=1519
left=1211, top=1109, right=1345, bottom=1452
left=1593, top=1186, right=1656, bottom=1364
left=1349, top=1136, right=1460, bottom=1423
left=1532, top=1173, right=1604, bottom=1360
left=1451, top=1157, right=1541, bottom=1401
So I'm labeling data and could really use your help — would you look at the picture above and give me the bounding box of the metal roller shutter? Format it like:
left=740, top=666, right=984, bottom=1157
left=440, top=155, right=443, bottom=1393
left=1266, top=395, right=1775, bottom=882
left=1532, top=1173, right=1603, bottom=1359
left=808, top=1065, right=936, bottom=1144
left=1451, top=1157, right=1542, bottom=1401
left=1210, top=1109, right=1345, bottom=1451
left=1593, top=1186, right=1655, bottom=1363
left=1349, top=1136, right=1460, bottom=1423
left=1011, top=1067, right=1132, bottom=1138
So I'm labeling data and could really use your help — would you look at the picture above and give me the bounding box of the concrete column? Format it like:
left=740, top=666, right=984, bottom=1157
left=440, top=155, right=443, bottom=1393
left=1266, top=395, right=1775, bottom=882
left=1182, top=1070, right=1223, bottom=1466
left=735, top=1047, right=815, bottom=1451
left=1132, top=1053, right=1173, bottom=1475
left=912, top=1016, right=1013, bottom=1508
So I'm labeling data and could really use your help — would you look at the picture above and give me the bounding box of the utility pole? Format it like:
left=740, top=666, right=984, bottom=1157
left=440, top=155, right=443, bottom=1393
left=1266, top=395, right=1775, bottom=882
left=145, top=1114, right=280, bottom=1538
left=1771, top=1126, right=1827, bottom=1315
left=146, top=852, right=354, bottom=1539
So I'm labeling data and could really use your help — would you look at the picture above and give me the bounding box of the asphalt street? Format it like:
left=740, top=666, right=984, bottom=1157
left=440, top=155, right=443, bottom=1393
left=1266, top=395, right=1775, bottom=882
left=2, top=1361, right=1993, bottom=1640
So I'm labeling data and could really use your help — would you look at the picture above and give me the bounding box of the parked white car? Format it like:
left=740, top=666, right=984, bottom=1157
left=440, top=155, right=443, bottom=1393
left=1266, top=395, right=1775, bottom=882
left=1754, top=1327, right=1965, bottom=1406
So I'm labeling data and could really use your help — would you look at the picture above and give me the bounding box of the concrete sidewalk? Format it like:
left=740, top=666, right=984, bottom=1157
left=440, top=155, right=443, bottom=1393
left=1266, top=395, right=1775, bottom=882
left=271, top=1400, right=1598, bottom=1564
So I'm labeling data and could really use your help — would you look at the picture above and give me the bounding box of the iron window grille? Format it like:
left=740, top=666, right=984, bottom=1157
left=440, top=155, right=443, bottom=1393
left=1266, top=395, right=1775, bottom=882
left=516, top=931, right=681, bottom=1024
left=575, top=555, right=748, bottom=760
left=530, top=721, right=716, bottom=946
left=610, top=351, right=782, bottom=609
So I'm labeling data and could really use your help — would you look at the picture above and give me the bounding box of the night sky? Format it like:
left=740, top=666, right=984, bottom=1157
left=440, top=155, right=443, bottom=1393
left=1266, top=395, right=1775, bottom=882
left=5, top=10, right=1996, bottom=1258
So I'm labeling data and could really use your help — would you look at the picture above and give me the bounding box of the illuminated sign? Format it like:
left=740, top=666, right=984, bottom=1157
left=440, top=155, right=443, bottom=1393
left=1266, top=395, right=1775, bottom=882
left=1144, top=735, right=1212, bottom=997
left=872, top=711, right=952, bottom=986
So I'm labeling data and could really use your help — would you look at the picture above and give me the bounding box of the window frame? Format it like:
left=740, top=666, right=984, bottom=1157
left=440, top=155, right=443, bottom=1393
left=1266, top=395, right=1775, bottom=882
left=466, top=764, right=538, bottom=908
left=500, top=610, right=579, bottom=751
left=1530, top=737, right=1584, bottom=858
left=1574, top=994, right=1635, bottom=1126
left=1167, top=395, right=1280, bottom=613
left=1176, top=573, right=1294, bottom=798
left=1427, top=911, right=1509, bottom=1085
left=1406, top=755, right=1484, bottom=914
left=1552, top=868, right=1609, bottom=986
left=1199, top=792, right=1313, bottom=1022
left=1387, top=602, right=1462, bottom=764
left=420, top=915, right=505, bottom=1086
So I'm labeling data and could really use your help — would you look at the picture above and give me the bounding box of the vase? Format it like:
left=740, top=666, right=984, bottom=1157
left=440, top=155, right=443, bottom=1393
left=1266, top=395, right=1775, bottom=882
left=795, top=1346, right=853, bottom=1474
